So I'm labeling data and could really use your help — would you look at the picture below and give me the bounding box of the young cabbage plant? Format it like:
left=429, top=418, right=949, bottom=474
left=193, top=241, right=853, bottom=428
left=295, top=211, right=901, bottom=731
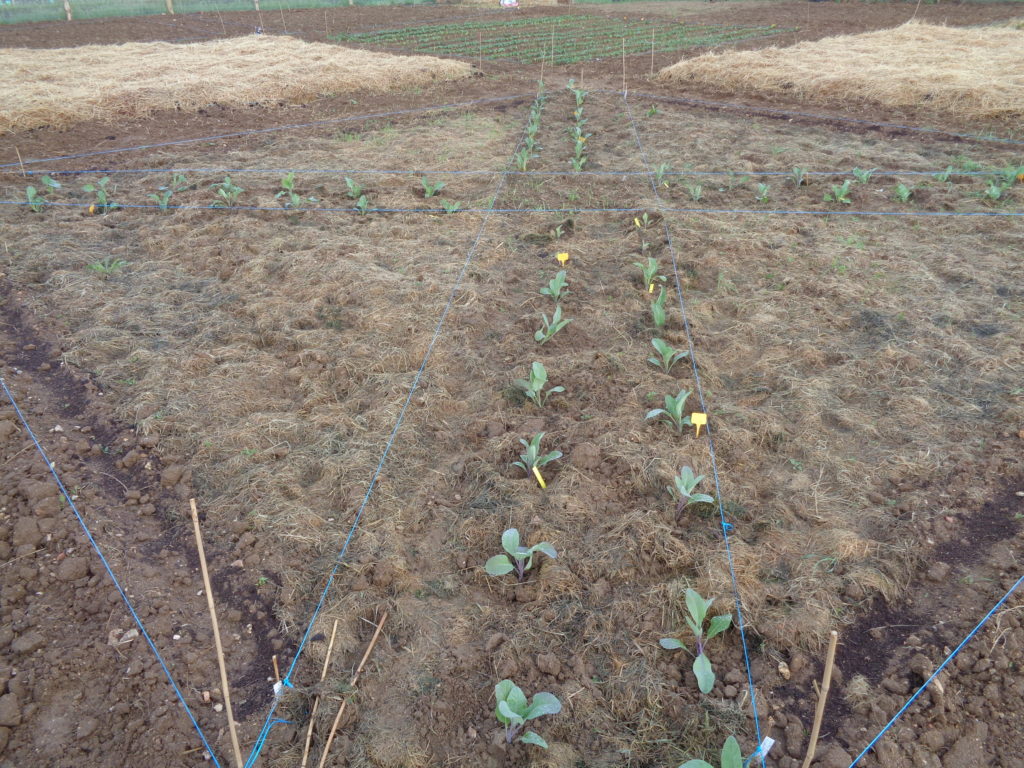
left=275, top=171, right=317, bottom=209
left=535, top=305, right=571, bottom=345
left=540, top=270, right=570, bottom=302
left=83, top=176, right=117, bottom=212
left=484, top=528, right=557, bottom=581
left=354, top=194, right=372, bottom=215
left=512, top=432, right=562, bottom=475
left=823, top=180, right=852, bottom=205
left=667, top=466, right=714, bottom=512
left=790, top=166, right=807, bottom=187
left=754, top=183, right=770, bottom=204
left=344, top=176, right=364, bottom=199
left=211, top=176, right=244, bottom=208
left=892, top=183, right=914, bottom=203
left=421, top=177, right=446, bottom=198
left=440, top=199, right=462, bottom=214
left=685, top=183, right=703, bottom=203
left=678, top=736, right=743, bottom=768
left=654, top=163, right=672, bottom=188
left=646, top=388, right=693, bottom=433
left=660, top=588, right=733, bottom=694
left=494, top=679, right=561, bottom=749
left=650, top=287, right=668, bottom=328
left=648, top=338, right=689, bottom=374
left=851, top=167, right=877, bottom=184
left=633, top=256, right=665, bottom=290
left=933, top=166, right=954, bottom=183
left=148, top=187, right=173, bottom=211
left=513, top=362, right=564, bottom=408
left=25, top=175, right=60, bottom=212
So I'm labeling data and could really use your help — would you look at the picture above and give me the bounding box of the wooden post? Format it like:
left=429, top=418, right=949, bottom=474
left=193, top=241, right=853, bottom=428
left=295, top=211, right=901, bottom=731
left=801, top=631, right=839, bottom=768
left=165, top=0, right=174, bottom=14
left=63, top=0, right=72, bottom=21
left=253, top=0, right=260, bottom=11
left=190, top=499, right=245, bottom=768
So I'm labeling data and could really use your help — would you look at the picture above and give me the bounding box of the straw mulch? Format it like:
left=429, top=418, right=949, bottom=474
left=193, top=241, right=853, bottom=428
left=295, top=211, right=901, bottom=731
left=657, top=21, right=1024, bottom=122
left=0, top=35, right=474, bottom=133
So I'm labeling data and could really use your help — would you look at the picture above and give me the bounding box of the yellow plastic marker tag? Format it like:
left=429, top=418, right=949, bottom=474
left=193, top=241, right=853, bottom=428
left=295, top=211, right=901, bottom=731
left=532, top=466, right=547, bottom=489
left=648, top=282, right=655, bottom=293
left=556, top=252, right=569, bottom=266
left=692, top=412, right=707, bottom=437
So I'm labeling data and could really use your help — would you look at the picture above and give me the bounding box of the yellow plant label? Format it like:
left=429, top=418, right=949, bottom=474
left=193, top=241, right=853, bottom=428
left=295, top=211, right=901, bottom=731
left=648, top=283, right=655, bottom=293
left=692, top=412, right=707, bottom=437
left=556, top=252, right=569, bottom=266
left=532, top=466, right=547, bottom=489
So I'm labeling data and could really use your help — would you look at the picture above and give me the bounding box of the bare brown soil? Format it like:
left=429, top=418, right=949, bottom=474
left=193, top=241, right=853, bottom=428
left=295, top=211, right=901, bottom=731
left=1, top=3, right=1023, bottom=768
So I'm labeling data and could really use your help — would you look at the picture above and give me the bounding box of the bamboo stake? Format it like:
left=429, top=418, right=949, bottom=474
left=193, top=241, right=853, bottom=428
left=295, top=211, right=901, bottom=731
left=300, top=619, right=340, bottom=768
left=14, top=147, right=26, bottom=178
left=316, top=612, right=388, bottom=768
left=216, top=9, right=227, bottom=35
left=801, top=630, right=839, bottom=768
left=63, top=0, right=72, bottom=21
left=165, top=0, right=174, bottom=14
left=279, top=4, right=287, bottom=35
left=272, top=654, right=281, bottom=683
left=324, top=8, right=329, bottom=40
left=189, top=499, right=244, bottom=768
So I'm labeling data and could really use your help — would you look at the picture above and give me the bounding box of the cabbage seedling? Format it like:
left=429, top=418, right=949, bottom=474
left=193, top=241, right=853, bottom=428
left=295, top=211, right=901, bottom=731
left=823, top=180, right=852, bottom=205
left=654, top=163, right=672, bottom=188
left=646, top=388, right=693, bottom=433
left=148, top=188, right=173, bottom=211
left=540, top=270, right=570, bottom=302
left=754, top=183, right=770, bottom=204
left=535, top=305, right=571, bottom=345
left=648, top=338, right=689, bottom=373
left=933, top=166, right=954, bottom=183
left=851, top=167, right=877, bottom=183
left=892, top=183, right=913, bottom=203
left=650, top=287, right=668, bottom=328
left=344, top=176, right=364, bottom=199
left=354, top=194, right=372, bottom=215
left=211, top=176, right=243, bottom=207
left=512, top=432, right=562, bottom=475
left=513, top=362, right=564, bottom=407
left=668, top=466, right=714, bottom=512
left=25, top=175, right=59, bottom=212
left=633, top=257, right=665, bottom=290
left=83, top=176, right=117, bottom=213
left=634, top=212, right=653, bottom=230
left=685, top=184, right=703, bottom=203
left=494, top=679, right=561, bottom=749
left=790, top=167, right=807, bottom=187
left=660, top=588, right=733, bottom=694
left=440, top=199, right=462, bottom=214
left=484, top=528, right=557, bottom=580
left=421, top=177, right=446, bottom=198
left=275, top=172, right=317, bottom=209
left=678, top=735, right=743, bottom=768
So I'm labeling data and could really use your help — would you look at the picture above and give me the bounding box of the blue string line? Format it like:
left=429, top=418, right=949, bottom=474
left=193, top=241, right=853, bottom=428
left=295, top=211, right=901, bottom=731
left=623, top=91, right=766, bottom=764
left=3, top=199, right=1021, bottom=217
left=0, top=93, right=531, bottom=170
left=847, top=571, right=1024, bottom=767
left=241, top=89, right=540, bottom=768
left=610, top=89, right=1024, bottom=146
left=10, top=167, right=997, bottom=178
left=0, top=374, right=223, bottom=767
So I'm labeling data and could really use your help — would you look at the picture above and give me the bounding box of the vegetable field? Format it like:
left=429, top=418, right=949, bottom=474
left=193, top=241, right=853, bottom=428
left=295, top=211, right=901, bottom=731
left=0, top=3, right=1023, bottom=768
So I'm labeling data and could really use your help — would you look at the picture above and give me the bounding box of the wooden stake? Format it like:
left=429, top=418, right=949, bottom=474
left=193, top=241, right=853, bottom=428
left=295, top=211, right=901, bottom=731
left=801, top=630, right=839, bottom=768
left=189, top=499, right=244, bottom=768
left=324, top=8, right=329, bottom=40
left=550, top=23, right=555, bottom=68
left=316, top=612, right=388, bottom=768
left=216, top=9, right=227, bottom=35
left=279, top=3, right=287, bottom=35
left=300, top=619, right=339, bottom=768
left=621, top=37, right=626, bottom=95
left=165, top=0, right=174, bottom=14
left=272, top=654, right=281, bottom=683
left=14, top=147, right=26, bottom=178
left=63, top=0, right=72, bottom=21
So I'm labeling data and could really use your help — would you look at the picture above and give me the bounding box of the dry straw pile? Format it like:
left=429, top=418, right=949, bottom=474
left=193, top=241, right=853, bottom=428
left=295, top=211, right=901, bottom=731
left=0, top=35, right=473, bottom=133
left=657, top=21, right=1024, bottom=122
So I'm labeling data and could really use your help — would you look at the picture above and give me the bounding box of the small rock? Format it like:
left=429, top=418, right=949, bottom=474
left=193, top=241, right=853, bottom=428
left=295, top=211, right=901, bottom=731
left=12, top=518, right=42, bottom=548
left=56, top=557, right=90, bottom=582
left=926, top=562, right=951, bottom=582
left=817, top=744, right=853, bottom=768
left=76, top=717, right=99, bottom=740
left=0, top=726, right=9, bottom=753
left=485, top=633, right=506, bottom=653
left=160, top=465, right=185, bottom=487
left=778, top=661, right=791, bottom=680
left=11, top=632, right=45, bottom=654
left=536, top=653, right=560, bottom=677
left=213, top=703, right=224, bottom=713
left=0, top=693, right=20, bottom=727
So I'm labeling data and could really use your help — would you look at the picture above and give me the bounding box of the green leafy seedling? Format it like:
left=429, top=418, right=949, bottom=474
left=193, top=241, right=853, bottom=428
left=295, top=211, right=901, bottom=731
left=484, top=528, right=557, bottom=581
left=790, top=167, right=807, bottom=187
left=571, top=155, right=588, bottom=172
left=421, top=177, right=446, bottom=198
left=513, top=362, right=564, bottom=408
left=998, top=164, right=1024, bottom=185
left=646, top=388, right=693, bottom=433
left=646, top=105, right=659, bottom=118
left=25, top=175, right=60, bottom=212
left=650, top=287, right=668, bottom=328
left=983, top=180, right=1010, bottom=201
left=148, top=187, right=174, bottom=211
left=169, top=173, right=192, bottom=193
left=648, top=338, right=689, bottom=374
left=634, top=212, right=654, bottom=230
left=823, top=179, right=852, bottom=205
left=540, top=270, right=570, bottom=302
left=275, top=172, right=317, bottom=209
left=515, top=147, right=534, bottom=172
left=87, top=256, right=128, bottom=276
left=654, top=163, right=672, bottom=188
left=678, top=735, right=743, bottom=768
left=893, top=183, right=913, bottom=203
left=211, top=176, right=243, bottom=207
left=494, top=679, right=561, bottom=749
left=754, top=183, right=770, bottom=204
left=660, top=588, right=733, bottom=694
left=851, top=167, right=877, bottom=183
left=667, top=466, right=715, bottom=512
left=535, top=305, right=571, bottom=345
left=933, top=166, right=954, bottom=183
left=512, top=432, right=562, bottom=475
left=354, top=194, right=372, bottom=215
left=440, top=199, right=462, bottom=214
left=83, top=176, right=117, bottom=212
left=685, top=183, right=703, bottom=203
left=634, top=256, right=665, bottom=290
left=344, top=176, right=364, bottom=199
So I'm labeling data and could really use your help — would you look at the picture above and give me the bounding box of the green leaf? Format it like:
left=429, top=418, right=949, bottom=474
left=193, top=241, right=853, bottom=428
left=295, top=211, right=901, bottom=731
left=678, top=761, right=714, bottom=768
left=693, top=652, right=715, bottom=694
left=532, top=542, right=557, bottom=560
left=485, top=555, right=514, bottom=576
left=498, top=700, right=524, bottom=726
left=645, top=408, right=666, bottom=421
left=494, top=679, right=516, bottom=703
left=721, top=736, right=743, bottom=768
left=689, top=493, right=715, bottom=506
left=501, top=528, right=520, bottom=557
left=505, top=684, right=529, bottom=715
left=525, top=692, right=561, bottom=719
left=706, top=614, right=732, bottom=641
left=520, top=730, right=549, bottom=749
left=659, top=637, right=686, bottom=651
left=686, top=588, right=709, bottom=628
